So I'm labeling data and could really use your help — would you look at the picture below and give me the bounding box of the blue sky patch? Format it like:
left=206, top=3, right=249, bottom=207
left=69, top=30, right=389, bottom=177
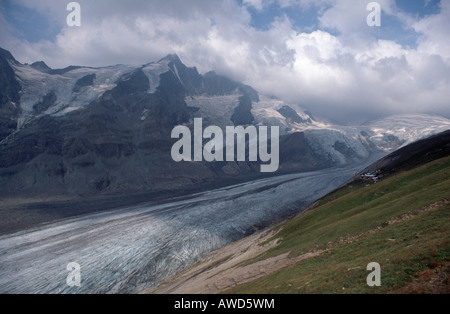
left=396, top=0, right=441, bottom=18
left=2, top=0, right=61, bottom=43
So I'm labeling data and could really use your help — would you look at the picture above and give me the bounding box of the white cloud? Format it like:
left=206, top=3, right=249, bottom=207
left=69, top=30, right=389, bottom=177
left=0, top=0, right=449, bottom=123
left=413, top=1, right=450, bottom=60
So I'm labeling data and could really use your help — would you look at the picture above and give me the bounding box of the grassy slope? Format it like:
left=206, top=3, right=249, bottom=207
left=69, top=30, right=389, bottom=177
left=226, top=156, right=450, bottom=294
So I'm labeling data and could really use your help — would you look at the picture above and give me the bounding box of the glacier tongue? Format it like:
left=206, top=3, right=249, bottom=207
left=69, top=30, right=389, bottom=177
left=0, top=163, right=377, bottom=294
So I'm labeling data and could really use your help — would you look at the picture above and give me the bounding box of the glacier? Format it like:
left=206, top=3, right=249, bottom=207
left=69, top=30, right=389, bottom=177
left=0, top=158, right=382, bottom=294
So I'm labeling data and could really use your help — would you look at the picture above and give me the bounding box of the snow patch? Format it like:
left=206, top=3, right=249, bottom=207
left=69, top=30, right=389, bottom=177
left=11, top=60, right=172, bottom=125
left=186, top=94, right=241, bottom=129
left=141, top=60, right=170, bottom=94
left=12, top=63, right=139, bottom=125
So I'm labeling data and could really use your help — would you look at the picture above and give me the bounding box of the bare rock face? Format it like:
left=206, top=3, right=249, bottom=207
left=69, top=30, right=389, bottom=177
left=0, top=48, right=21, bottom=141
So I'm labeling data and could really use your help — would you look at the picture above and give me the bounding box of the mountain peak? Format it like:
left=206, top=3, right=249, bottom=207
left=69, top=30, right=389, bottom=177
left=30, top=61, right=52, bottom=73
left=278, top=105, right=312, bottom=124
left=0, top=47, right=17, bottom=63
left=158, top=54, right=183, bottom=65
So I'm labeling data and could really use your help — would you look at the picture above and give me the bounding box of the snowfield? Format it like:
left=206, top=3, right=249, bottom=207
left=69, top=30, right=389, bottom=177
left=11, top=60, right=169, bottom=128
left=186, top=94, right=241, bottom=129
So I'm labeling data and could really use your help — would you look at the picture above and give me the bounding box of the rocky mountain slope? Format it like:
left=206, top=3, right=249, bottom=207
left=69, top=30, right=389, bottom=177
left=1, top=47, right=449, bottom=200
left=146, top=130, right=450, bottom=294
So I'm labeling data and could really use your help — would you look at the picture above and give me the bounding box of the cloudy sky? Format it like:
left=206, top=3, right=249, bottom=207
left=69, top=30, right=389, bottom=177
left=0, top=0, right=449, bottom=123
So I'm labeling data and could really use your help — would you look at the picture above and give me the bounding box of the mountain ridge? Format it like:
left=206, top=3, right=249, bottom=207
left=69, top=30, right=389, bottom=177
left=1, top=47, right=449, bottom=202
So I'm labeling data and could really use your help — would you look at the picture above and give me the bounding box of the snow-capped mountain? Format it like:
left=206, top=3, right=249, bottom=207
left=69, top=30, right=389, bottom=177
left=187, top=88, right=450, bottom=167
left=1, top=47, right=449, bottom=197
left=3, top=55, right=171, bottom=136
left=293, top=114, right=450, bottom=166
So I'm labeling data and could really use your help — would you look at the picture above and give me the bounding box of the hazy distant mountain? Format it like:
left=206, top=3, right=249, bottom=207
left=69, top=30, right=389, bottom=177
left=1, top=47, right=449, bottom=199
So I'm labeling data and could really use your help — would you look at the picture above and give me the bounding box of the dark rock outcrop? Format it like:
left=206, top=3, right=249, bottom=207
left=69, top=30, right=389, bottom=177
left=0, top=48, right=21, bottom=141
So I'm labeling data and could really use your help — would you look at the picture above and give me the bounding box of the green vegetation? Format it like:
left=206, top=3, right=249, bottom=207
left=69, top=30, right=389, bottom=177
left=226, top=156, right=450, bottom=294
